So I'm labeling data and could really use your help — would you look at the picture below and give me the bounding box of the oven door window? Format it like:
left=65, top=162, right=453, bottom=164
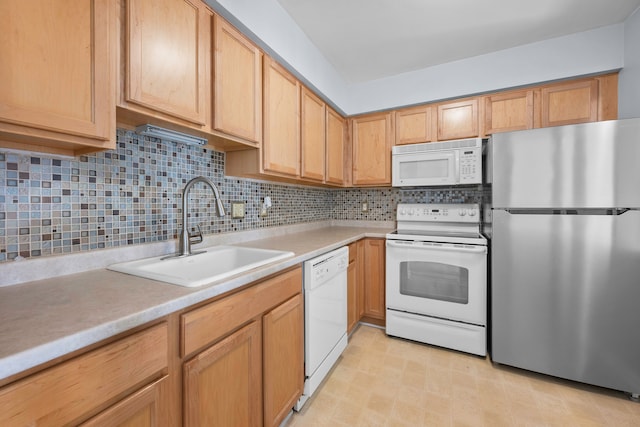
left=399, top=261, right=468, bottom=304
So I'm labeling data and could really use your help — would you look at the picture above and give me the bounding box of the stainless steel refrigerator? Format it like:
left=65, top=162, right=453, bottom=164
left=489, top=118, right=640, bottom=398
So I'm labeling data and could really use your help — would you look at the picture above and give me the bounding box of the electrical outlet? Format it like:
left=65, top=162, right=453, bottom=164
left=362, top=201, right=368, bottom=212
left=231, top=201, right=245, bottom=218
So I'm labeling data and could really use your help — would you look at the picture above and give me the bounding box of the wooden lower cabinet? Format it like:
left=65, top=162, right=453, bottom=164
left=181, top=267, right=303, bottom=427
left=347, top=239, right=385, bottom=329
left=347, top=242, right=358, bottom=333
left=81, top=377, right=167, bottom=427
left=0, top=323, right=168, bottom=427
left=263, top=294, right=304, bottom=427
left=363, top=239, right=386, bottom=323
left=183, top=320, right=263, bottom=427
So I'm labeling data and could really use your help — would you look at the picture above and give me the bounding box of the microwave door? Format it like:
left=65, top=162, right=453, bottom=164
left=393, top=151, right=457, bottom=186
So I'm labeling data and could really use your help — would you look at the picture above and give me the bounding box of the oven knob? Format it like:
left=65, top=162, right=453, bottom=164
left=459, top=210, right=466, bottom=216
left=469, top=210, right=477, bottom=216
left=408, top=209, right=414, bottom=216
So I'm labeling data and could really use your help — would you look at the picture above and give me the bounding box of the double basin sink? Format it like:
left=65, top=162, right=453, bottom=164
left=108, top=245, right=294, bottom=287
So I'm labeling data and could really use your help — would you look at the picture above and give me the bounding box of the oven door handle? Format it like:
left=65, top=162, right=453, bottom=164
left=386, top=240, right=487, bottom=254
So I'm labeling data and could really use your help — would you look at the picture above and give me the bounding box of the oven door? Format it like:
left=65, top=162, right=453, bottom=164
left=392, top=150, right=459, bottom=187
left=386, top=239, right=487, bottom=325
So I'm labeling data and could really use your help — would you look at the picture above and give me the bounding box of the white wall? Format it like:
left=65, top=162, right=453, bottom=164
left=348, top=25, right=624, bottom=113
left=619, top=7, right=640, bottom=119
left=207, top=0, right=625, bottom=116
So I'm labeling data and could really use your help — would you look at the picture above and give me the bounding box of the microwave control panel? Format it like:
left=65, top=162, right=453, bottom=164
left=458, top=148, right=482, bottom=184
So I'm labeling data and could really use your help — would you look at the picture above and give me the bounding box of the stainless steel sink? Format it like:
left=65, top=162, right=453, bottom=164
left=108, top=246, right=294, bottom=287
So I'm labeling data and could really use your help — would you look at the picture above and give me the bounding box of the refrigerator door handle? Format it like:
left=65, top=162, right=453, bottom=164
left=502, top=208, right=632, bottom=216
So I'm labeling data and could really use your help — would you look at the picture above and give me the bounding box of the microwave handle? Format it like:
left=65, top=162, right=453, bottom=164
left=387, top=240, right=487, bottom=254
left=454, top=150, right=460, bottom=184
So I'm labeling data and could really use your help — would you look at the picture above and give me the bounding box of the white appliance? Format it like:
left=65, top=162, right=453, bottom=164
left=386, top=203, right=488, bottom=356
left=295, top=246, right=349, bottom=410
left=391, top=138, right=483, bottom=187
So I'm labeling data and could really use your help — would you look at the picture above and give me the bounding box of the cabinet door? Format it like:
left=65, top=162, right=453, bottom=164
left=347, top=243, right=358, bottom=334
left=356, top=240, right=366, bottom=319
left=484, top=90, right=534, bottom=135
left=263, top=58, right=300, bottom=177
left=363, top=239, right=386, bottom=321
left=351, top=113, right=393, bottom=186
left=301, top=87, right=326, bottom=182
left=0, top=0, right=115, bottom=154
left=184, top=321, right=262, bottom=427
left=263, top=294, right=304, bottom=427
left=395, top=105, right=434, bottom=145
left=540, top=80, right=598, bottom=127
left=437, top=98, right=479, bottom=140
left=326, top=107, right=347, bottom=186
left=125, top=0, right=208, bottom=125
left=80, top=377, right=166, bottom=427
left=213, top=15, right=262, bottom=144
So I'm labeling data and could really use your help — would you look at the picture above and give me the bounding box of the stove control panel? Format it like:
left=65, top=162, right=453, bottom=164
left=396, top=203, right=480, bottom=223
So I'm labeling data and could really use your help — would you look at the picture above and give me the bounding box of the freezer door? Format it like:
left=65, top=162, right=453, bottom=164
left=491, top=118, right=640, bottom=209
left=491, top=209, right=640, bottom=394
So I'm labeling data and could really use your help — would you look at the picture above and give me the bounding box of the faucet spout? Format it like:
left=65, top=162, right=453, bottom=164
left=179, top=176, right=225, bottom=257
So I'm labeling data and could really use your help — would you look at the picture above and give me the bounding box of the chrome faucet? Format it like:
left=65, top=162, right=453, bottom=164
left=177, top=176, right=225, bottom=257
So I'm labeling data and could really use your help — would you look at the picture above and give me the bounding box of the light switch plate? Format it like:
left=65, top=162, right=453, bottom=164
left=231, top=201, right=245, bottom=219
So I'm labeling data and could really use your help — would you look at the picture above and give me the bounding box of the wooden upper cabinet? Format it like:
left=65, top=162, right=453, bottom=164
left=326, top=107, right=347, bottom=186
left=540, top=79, right=598, bottom=127
left=438, top=98, right=479, bottom=141
left=0, top=0, right=116, bottom=156
left=437, top=98, right=479, bottom=140
left=213, top=15, right=262, bottom=145
left=395, top=105, right=434, bottom=145
left=351, top=112, right=394, bottom=186
left=263, top=58, right=301, bottom=177
left=301, top=87, right=326, bottom=182
left=484, top=90, right=534, bottom=135
left=124, top=0, right=208, bottom=126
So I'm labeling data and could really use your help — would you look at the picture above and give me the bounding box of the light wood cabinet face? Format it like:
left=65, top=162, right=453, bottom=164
left=263, top=294, right=304, bottom=427
left=213, top=15, right=262, bottom=144
left=0, top=324, right=168, bottom=427
left=0, top=0, right=115, bottom=151
left=125, top=0, right=207, bottom=125
left=541, top=80, right=598, bottom=127
left=301, top=87, right=326, bottom=182
left=183, top=321, right=262, bottom=427
left=347, top=243, right=358, bottom=334
left=352, top=113, right=393, bottom=186
left=363, top=239, right=386, bottom=321
left=395, top=105, right=434, bottom=145
left=326, top=107, right=347, bottom=186
left=263, top=58, right=301, bottom=177
left=484, top=90, right=534, bottom=134
left=80, top=377, right=166, bottom=427
left=437, top=99, right=479, bottom=140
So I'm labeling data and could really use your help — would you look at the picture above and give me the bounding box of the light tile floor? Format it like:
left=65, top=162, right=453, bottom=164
left=286, top=325, right=640, bottom=427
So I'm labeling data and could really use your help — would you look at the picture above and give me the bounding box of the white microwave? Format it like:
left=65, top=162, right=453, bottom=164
left=392, top=138, right=483, bottom=187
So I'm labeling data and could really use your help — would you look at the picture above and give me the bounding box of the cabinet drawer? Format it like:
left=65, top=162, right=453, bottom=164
left=0, top=323, right=168, bottom=426
left=181, top=267, right=302, bottom=357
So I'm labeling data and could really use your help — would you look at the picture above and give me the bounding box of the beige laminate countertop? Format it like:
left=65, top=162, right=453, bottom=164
left=0, top=225, right=391, bottom=383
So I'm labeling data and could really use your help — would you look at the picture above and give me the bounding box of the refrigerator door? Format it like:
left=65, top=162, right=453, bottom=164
left=491, top=209, right=640, bottom=394
left=491, top=118, right=640, bottom=209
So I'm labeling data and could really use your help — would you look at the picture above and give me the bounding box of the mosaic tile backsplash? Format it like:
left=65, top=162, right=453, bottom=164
left=0, top=129, right=485, bottom=263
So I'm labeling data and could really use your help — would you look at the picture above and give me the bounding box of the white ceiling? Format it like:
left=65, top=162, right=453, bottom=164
left=275, top=0, right=640, bottom=84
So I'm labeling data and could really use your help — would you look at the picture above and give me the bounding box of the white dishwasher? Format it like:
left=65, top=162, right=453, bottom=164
left=295, top=246, right=348, bottom=410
